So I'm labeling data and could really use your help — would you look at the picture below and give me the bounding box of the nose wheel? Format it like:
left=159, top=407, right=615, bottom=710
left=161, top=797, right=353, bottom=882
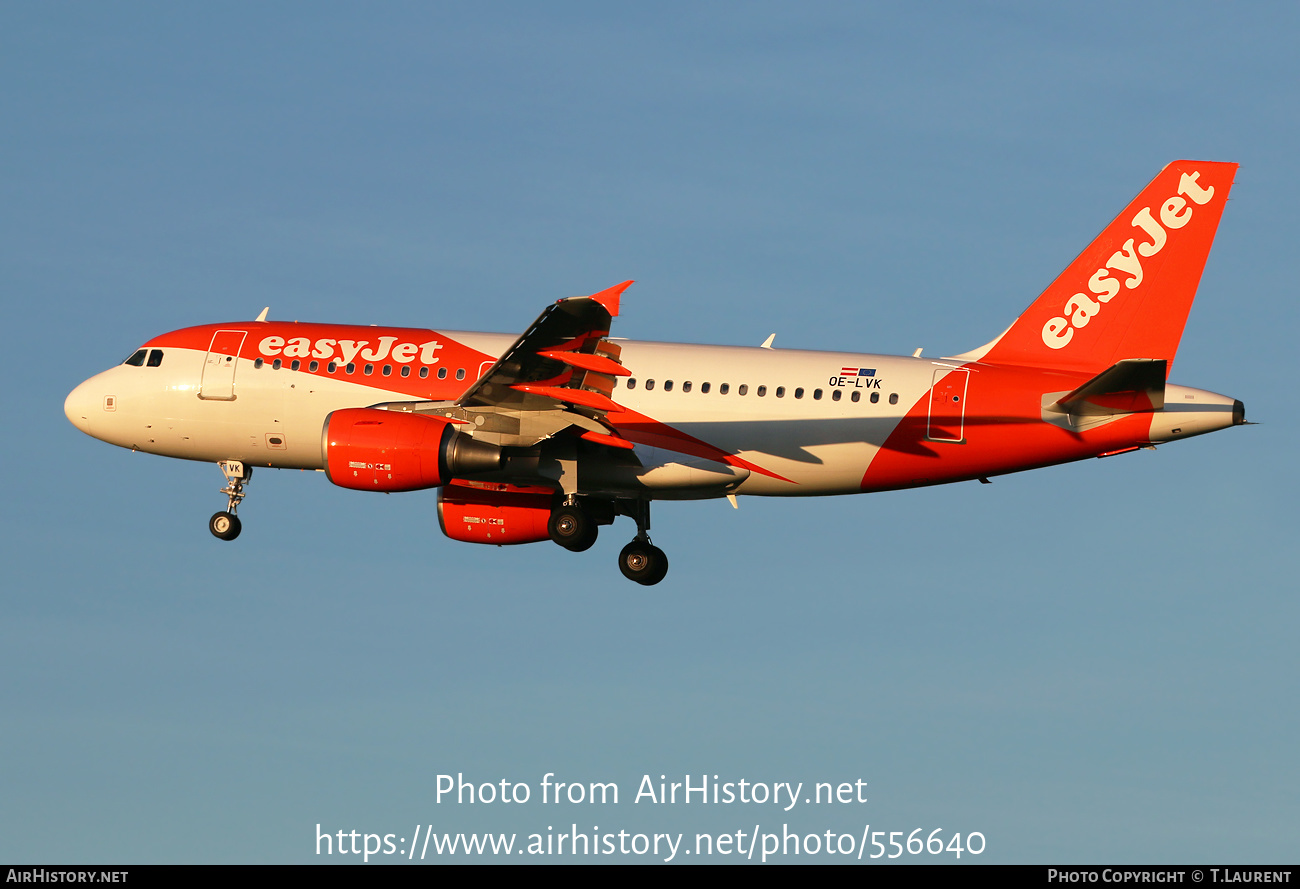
left=209, top=460, right=251, bottom=542
left=209, top=511, right=242, bottom=541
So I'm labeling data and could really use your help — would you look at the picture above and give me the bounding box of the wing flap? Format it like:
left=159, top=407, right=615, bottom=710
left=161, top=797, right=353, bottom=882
left=535, top=350, right=632, bottom=376
left=511, top=383, right=623, bottom=413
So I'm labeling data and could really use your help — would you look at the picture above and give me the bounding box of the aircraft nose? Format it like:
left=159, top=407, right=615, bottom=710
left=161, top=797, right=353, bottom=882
left=64, top=380, right=97, bottom=435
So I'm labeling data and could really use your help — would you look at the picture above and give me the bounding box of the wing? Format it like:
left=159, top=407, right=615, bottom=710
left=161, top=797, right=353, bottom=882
left=457, top=280, right=632, bottom=417
left=372, top=279, right=788, bottom=481
left=377, top=282, right=638, bottom=451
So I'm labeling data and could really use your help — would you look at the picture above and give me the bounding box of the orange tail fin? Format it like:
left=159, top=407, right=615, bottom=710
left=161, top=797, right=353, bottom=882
left=962, top=160, right=1237, bottom=376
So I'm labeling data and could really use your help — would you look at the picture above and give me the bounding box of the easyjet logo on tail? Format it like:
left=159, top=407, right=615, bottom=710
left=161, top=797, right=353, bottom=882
left=1041, top=171, right=1217, bottom=350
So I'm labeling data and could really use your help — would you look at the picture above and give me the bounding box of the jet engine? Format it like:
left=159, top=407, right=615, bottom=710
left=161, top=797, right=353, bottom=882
left=322, top=408, right=501, bottom=492
left=437, top=482, right=554, bottom=545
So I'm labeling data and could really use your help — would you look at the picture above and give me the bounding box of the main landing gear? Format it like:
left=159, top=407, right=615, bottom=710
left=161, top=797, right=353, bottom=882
left=548, top=496, right=668, bottom=585
left=618, top=539, right=668, bottom=586
left=548, top=502, right=598, bottom=552
left=617, top=497, right=667, bottom=586
left=209, top=460, right=251, bottom=542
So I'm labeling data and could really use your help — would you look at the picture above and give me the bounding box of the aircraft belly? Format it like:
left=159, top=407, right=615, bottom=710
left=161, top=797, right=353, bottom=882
left=666, top=416, right=901, bottom=496
left=734, top=441, right=882, bottom=495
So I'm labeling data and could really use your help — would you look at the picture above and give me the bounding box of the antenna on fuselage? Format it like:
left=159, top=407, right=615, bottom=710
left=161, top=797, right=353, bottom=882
left=760, top=333, right=775, bottom=349
left=255, top=307, right=269, bottom=322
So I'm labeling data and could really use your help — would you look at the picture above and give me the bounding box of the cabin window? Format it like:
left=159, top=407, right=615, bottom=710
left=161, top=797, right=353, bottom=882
left=147, top=349, right=164, bottom=367
left=419, top=367, right=428, bottom=378
left=870, top=391, right=879, bottom=403
left=627, top=378, right=636, bottom=389
left=813, top=389, right=823, bottom=400
left=123, top=349, right=147, bottom=366
left=456, top=368, right=466, bottom=381
left=795, top=388, right=804, bottom=399
left=663, top=380, right=673, bottom=391
left=401, top=366, right=411, bottom=377
left=272, top=358, right=282, bottom=370
left=254, top=358, right=264, bottom=369
left=738, top=384, right=748, bottom=396
left=719, top=383, right=730, bottom=395
left=364, top=364, right=374, bottom=375
left=757, top=385, right=766, bottom=396
left=645, top=379, right=655, bottom=390
left=889, top=393, right=899, bottom=405
left=776, top=386, right=785, bottom=398
left=832, top=389, right=842, bottom=401
left=382, top=364, right=392, bottom=376
left=327, top=361, right=337, bottom=373
left=345, top=363, right=356, bottom=374
left=290, top=359, right=301, bottom=371
left=309, top=360, right=319, bottom=372
left=438, top=367, right=447, bottom=379
left=701, top=382, right=711, bottom=394
left=851, top=391, right=860, bottom=403
left=682, top=381, right=692, bottom=393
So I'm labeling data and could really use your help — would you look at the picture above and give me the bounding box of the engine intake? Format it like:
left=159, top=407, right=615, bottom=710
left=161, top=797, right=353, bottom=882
left=322, top=408, right=501, bottom=492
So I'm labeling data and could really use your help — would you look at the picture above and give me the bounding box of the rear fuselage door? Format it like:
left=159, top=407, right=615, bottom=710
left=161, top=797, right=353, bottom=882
left=200, top=330, right=247, bottom=400
left=927, top=367, right=969, bottom=442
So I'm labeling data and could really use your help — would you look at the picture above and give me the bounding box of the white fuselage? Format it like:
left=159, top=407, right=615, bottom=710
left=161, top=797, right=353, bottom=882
left=65, top=328, right=1240, bottom=500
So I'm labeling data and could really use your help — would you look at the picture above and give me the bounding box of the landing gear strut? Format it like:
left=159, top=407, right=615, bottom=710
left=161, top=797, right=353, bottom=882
left=618, top=498, right=668, bottom=585
left=209, top=460, right=251, bottom=541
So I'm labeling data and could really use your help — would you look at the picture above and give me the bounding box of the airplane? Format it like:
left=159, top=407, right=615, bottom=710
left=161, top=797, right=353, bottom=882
left=64, top=160, right=1246, bottom=585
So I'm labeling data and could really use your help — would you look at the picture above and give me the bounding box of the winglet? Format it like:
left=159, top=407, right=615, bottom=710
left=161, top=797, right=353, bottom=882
left=583, top=280, right=634, bottom=317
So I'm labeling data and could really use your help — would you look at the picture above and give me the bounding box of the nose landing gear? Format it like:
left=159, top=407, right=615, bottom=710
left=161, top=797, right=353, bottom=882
left=209, top=460, right=251, bottom=541
left=209, top=510, right=242, bottom=541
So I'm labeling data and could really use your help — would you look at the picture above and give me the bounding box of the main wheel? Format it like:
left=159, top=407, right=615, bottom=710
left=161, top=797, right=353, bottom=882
left=618, top=541, right=669, bottom=585
left=549, top=505, right=597, bottom=552
left=209, top=511, right=242, bottom=541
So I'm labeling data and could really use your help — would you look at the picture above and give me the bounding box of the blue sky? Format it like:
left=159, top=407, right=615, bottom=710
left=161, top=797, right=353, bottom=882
left=3, top=2, right=1296, bottom=863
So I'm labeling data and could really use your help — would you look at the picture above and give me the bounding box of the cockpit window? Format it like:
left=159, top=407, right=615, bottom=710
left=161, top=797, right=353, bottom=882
left=146, top=349, right=164, bottom=367
left=123, top=349, right=147, bottom=366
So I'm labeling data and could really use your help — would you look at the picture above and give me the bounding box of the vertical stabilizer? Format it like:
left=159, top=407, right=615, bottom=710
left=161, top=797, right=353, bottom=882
left=963, top=161, right=1237, bottom=376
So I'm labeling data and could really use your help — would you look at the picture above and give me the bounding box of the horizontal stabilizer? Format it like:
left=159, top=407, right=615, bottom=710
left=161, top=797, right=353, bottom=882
left=1052, top=358, right=1166, bottom=417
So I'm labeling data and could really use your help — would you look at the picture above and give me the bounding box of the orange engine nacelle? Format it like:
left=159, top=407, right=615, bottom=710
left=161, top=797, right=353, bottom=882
left=322, top=408, right=501, bottom=492
left=437, top=482, right=555, bottom=545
